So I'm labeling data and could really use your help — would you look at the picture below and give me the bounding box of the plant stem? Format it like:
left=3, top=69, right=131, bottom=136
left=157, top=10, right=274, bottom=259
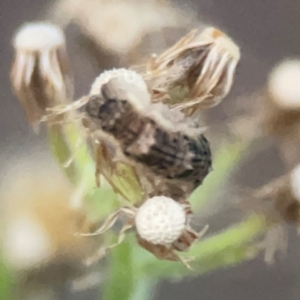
left=102, top=239, right=134, bottom=300
left=130, top=277, right=157, bottom=300
left=0, top=257, right=14, bottom=300
left=137, top=214, right=267, bottom=279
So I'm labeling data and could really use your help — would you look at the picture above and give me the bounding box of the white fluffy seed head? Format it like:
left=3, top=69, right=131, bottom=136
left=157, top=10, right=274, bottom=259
left=290, top=164, right=300, bottom=202
left=13, top=22, right=65, bottom=51
left=90, top=68, right=151, bottom=110
left=268, top=59, right=300, bottom=109
left=135, top=196, right=186, bottom=245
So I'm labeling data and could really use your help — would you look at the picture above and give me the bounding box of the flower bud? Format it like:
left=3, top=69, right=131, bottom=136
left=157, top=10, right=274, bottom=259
left=146, top=27, right=240, bottom=114
left=135, top=196, right=186, bottom=245
left=11, top=22, right=73, bottom=130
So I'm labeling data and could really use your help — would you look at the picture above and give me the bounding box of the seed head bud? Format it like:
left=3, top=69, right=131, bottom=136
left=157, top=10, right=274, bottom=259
left=90, top=68, right=151, bottom=110
left=11, top=22, right=73, bottom=129
left=146, top=27, right=240, bottom=114
left=268, top=59, right=300, bottom=110
left=135, top=196, right=186, bottom=245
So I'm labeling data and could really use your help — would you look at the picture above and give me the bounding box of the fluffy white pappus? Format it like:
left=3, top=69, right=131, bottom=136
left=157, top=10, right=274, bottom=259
left=290, top=164, right=300, bottom=202
left=268, top=59, right=300, bottom=109
left=90, top=68, right=151, bottom=109
left=135, top=196, right=186, bottom=245
left=3, top=216, right=53, bottom=270
left=13, top=22, right=65, bottom=51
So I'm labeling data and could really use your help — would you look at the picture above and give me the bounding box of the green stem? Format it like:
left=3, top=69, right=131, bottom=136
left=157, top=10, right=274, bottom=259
left=0, top=258, right=14, bottom=300
left=130, top=277, right=157, bottom=300
left=48, top=123, right=95, bottom=187
left=102, top=239, right=134, bottom=300
left=137, top=214, right=267, bottom=279
left=48, top=124, right=79, bottom=184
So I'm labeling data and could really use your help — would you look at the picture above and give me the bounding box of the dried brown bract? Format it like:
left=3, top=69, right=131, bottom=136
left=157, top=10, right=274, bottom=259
left=11, top=22, right=73, bottom=130
left=84, top=75, right=212, bottom=200
left=145, top=27, right=240, bottom=115
left=79, top=196, right=207, bottom=268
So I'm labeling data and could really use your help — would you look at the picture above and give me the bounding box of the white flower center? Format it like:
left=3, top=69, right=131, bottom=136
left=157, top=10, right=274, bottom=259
left=135, top=196, right=186, bottom=245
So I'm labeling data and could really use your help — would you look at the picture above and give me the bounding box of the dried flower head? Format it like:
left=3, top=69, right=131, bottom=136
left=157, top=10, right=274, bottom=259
left=253, top=174, right=300, bottom=227
left=83, top=68, right=149, bottom=201
left=80, top=196, right=206, bottom=268
left=264, top=60, right=300, bottom=136
left=85, top=77, right=212, bottom=200
left=46, top=67, right=151, bottom=118
left=262, top=60, right=300, bottom=166
left=249, top=171, right=300, bottom=263
left=145, top=27, right=240, bottom=115
left=37, top=68, right=148, bottom=202
left=11, top=22, right=73, bottom=129
left=51, top=0, right=190, bottom=56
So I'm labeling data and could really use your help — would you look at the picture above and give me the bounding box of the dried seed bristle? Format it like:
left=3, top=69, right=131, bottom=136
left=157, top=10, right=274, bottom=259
left=135, top=196, right=186, bottom=245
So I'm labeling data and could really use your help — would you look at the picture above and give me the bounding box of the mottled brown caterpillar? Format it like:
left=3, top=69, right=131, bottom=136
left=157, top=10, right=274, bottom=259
left=85, top=78, right=212, bottom=199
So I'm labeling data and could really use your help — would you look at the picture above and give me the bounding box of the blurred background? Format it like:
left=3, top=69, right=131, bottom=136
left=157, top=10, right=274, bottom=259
left=1, top=0, right=300, bottom=299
